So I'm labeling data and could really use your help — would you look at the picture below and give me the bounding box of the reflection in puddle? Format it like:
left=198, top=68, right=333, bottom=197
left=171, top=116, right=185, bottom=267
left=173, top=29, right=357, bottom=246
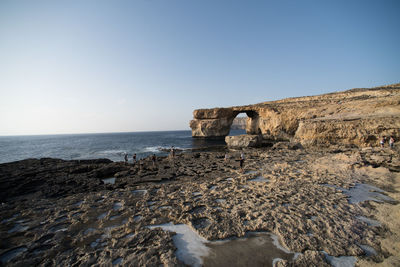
left=0, top=247, right=27, bottom=264
left=102, top=177, right=116, bottom=185
left=132, top=189, right=148, bottom=195
left=97, top=212, right=107, bottom=220
left=248, top=176, right=269, bottom=183
left=215, top=199, right=226, bottom=204
left=112, top=257, right=123, bottom=265
left=321, top=183, right=393, bottom=204
left=147, top=223, right=297, bottom=267
left=113, top=202, right=123, bottom=210
left=133, top=216, right=143, bottom=222
left=204, top=232, right=296, bottom=267
left=359, top=244, right=377, bottom=256
left=323, top=251, right=357, bottom=267
left=7, top=224, right=29, bottom=233
left=356, top=216, right=381, bottom=227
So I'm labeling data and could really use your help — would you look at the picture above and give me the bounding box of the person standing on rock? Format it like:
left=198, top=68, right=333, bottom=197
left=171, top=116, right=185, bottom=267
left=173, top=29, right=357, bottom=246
left=152, top=154, right=157, bottom=169
left=170, top=146, right=175, bottom=159
left=389, top=136, right=395, bottom=149
left=224, top=153, right=229, bottom=163
left=133, top=153, right=137, bottom=165
left=124, top=153, right=128, bottom=164
left=380, top=136, right=385, bottom=148
left=240, top=152, right=245, bottom=172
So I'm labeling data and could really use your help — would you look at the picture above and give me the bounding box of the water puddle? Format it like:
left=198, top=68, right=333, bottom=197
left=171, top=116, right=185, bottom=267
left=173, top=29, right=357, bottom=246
left=147, top=223, right=209, bottom=266
left=132, top=189, right=148, bottom=195
left=321, top=183, right=393, bottom=204
left=323, top=252, right=357, bottom=267
left=72, top=212, right=82, bottom=218
left=84, top=228, right=96, bottom=235
left=75, top=201, right=84, bottom=206
left=133, top=215, right=143, bottom=222
left=112, top=257, right=123, bottom=265
left=90, top=240, right=100, bottom=248
left=97, top=212, right=107, bottom=220
left=245, top=170, right=258, bottom=175
left=359, top=244, right=377, bottom=256
left=248, top=176, right=269, bottom=183
left=102, top=177, right=116, bottom=185
left=49, top=223, right=69, bottom=233
left=356, top=216, right=381, bottom=227
left=7, top=224, right=29, bottom=233
left=113, top=202, right=123, bottom=210
left=124, top=233, right=135, bottom=239
left=147, top=223, right=298, bottom=267
left=215, top=199, right=226, bottom=204
left=1, top=213, right=19, bottom=224
left=55, top=216, right=68, bottom=223
left=109, top=215, right=120, bottom=220
left=159, top=206, right=172, bottom=210
left=204, top=232, right=296, bottom=267
left=0, top=247, right=27, bottom=264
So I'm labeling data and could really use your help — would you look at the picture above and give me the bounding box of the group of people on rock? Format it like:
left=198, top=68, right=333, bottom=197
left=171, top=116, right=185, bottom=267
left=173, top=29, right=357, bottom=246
left=380, top=136, right=395, bottom=149
left=124, top=153, right=138, bottom=164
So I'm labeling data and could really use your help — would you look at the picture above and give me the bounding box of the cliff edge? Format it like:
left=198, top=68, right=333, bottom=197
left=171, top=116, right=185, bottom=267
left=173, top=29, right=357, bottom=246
left=190, top=84, right=400, bottom=147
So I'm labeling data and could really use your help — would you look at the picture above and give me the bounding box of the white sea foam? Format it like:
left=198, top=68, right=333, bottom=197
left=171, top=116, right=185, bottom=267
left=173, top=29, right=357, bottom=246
left=97, top=150, right=126, bottom=156
left=143, top=146, right=162, bottom=153
left=143, top=146, right=189, bottom=153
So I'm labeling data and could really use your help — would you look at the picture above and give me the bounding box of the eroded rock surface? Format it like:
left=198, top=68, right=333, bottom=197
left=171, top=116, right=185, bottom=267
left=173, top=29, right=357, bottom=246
left=225, top=134, right=262, bottom=148
left=1, top=145, right=399, bottom=266
left=190, top=84, right=400, bottom=147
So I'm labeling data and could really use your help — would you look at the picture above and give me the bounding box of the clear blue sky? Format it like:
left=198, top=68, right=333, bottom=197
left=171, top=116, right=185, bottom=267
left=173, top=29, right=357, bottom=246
left=1, top=0, right=399, bottom=135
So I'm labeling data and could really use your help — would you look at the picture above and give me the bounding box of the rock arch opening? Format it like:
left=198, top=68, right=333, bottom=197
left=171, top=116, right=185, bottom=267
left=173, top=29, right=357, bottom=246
left=229, top=110, right=261, bottom=136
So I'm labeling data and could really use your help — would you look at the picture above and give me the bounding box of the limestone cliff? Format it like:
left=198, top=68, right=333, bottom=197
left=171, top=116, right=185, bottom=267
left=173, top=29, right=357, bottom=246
left=231, top=117, right=247, bottom=130
left=190, top=84, right=400, bottom=147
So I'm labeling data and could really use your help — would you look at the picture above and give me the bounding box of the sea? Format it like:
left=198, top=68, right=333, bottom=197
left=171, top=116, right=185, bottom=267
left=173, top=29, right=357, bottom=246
left=0, top=130, right=245, bottom=164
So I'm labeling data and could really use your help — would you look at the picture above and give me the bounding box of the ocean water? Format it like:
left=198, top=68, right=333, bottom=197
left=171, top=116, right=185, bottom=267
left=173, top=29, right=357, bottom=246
left=0, top=130, right=245, bottom=164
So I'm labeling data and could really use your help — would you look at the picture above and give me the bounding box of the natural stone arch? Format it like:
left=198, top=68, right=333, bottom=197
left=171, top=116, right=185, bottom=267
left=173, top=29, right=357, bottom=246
left=230, top=110, right=261, bottom=135
left=190, top=108, right=261, bottom=138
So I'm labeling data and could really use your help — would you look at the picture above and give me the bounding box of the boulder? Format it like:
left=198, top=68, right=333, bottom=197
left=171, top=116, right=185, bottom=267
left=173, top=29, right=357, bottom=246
left=225, top=135, right=262, bottom=148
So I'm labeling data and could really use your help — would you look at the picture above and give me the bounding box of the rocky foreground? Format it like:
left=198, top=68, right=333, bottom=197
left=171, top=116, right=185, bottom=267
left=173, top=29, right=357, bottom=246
left=1, top=143, right=399, bottom=266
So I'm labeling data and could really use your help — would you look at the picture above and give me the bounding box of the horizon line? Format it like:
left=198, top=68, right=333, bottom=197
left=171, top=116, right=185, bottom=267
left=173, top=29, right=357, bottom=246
left=0, top=129, right=192, bottom=137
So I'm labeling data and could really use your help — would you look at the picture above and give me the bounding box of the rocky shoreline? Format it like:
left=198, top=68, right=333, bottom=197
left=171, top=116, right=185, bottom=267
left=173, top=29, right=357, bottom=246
left=0, top=143, right=399, bottom=266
